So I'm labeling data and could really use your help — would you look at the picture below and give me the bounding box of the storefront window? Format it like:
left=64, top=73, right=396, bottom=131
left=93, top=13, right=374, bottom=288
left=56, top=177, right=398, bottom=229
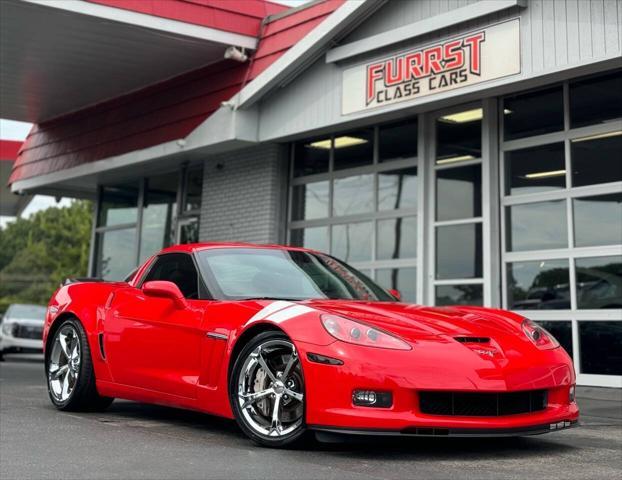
left=293, top=138, right=330, bottom=177
left=289, top=120, right=419, bottom=302
left=377, top=217, right=417, bottom=260
left=333, top=129, right=374, bottom=170
left=331, top=222, right=373, bottom=263
left=436, top=108, right=482, bottom=164
left=376, top=268, right=417, bottom=303
left=506, top=200, right=567, bottom=252
left=378, top=167, right=418, bottom=211
left=576, top=256, right=622, bottom=309
left=98, top=183, right=139, bottom=226
left=436, top=223, right=482, bottom=280
left=333, top=174, right=374, bottom=216
left=570, top=70, right=622, bottom=128
left=379, top=120, right=417, bottom=163
left=570, top=133, right=622, bottom=187
left=436, top=164, right=481, bottom=221
left=502, top=70, right=622, bottom=383
left=93, top=165, right=203, bottom=280
left=436, top=285, right=483, bottom=306
left=579, top=322, right=622, bottom=375
left=573, top=193, right=622, bottom=247
left=503, top=86, right=564, bottom=140
left=95, top=228, right=137, bottom=280
left=507, top=260, right=570, bottom=310
left=504, top=143, right=566, bottom=196
left=292, top=181, right=329, bottom=220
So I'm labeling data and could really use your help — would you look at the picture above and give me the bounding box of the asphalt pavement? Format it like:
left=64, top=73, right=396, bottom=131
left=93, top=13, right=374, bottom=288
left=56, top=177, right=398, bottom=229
left=1, top=354, right=621, bottom=480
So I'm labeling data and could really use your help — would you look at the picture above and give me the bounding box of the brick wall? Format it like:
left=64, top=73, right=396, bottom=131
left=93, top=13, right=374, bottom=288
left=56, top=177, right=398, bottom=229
left=199, top=144, right=289, bottom=244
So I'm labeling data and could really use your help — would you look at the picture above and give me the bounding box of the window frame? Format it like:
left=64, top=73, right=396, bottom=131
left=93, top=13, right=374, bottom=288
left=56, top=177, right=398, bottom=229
left=500, top=78, right=622, bottom=388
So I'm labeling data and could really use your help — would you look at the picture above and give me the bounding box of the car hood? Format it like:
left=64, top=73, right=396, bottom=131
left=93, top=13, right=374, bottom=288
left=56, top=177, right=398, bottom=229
left=301, top=299, right=526, bottom=343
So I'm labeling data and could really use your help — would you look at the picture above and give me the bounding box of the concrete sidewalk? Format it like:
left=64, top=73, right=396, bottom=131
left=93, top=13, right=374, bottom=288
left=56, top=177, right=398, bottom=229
left=576, top=386, right=622, bottom=426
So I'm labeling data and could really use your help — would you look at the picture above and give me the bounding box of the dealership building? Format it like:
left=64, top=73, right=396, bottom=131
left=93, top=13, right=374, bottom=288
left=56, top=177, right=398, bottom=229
left=2, top=0, right=621, bottom=387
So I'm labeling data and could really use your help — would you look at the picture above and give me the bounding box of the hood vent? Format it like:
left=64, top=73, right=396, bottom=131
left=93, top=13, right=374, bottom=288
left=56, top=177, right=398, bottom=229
left=454, top=336, right=490, bottom=344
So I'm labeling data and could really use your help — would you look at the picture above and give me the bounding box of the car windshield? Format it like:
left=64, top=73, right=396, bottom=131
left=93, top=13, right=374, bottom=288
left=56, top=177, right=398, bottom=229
left=7, top=304, right=46, bottom=319
left=196, top=248, right=394, bottom=302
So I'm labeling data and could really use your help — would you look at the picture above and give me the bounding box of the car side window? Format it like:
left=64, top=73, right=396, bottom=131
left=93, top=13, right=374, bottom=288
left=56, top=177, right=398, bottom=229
left=142, top=253, right=199, bottom=299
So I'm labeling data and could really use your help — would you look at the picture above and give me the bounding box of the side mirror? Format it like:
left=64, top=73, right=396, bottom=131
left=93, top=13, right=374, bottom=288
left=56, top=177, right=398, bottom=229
left=143, top=281, right=188, bottom=309
left=389, top=289, right=402, bottom=301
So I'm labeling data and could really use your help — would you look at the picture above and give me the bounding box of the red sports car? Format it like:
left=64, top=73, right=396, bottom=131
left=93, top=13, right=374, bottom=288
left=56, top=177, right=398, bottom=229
left=44, top=243, right=578, bottom=447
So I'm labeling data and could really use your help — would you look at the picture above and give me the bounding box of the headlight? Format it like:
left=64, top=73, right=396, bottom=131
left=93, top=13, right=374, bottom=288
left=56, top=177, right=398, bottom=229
left=1, top=322, right=14, bottom=336
left=321, top=314, right=411, bottom=350
left=521, top=319, right=560, bottom=350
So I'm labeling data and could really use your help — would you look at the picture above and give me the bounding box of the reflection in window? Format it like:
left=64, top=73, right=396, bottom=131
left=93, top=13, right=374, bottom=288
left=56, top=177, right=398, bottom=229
left=378, top=167, right=418, bottom=211
left=333, top=174, right=374, bottom=216
left=96, top=228, right=137, bottom=281
left=536, top=321, right=573, bottom=358
left=333, top=129, right=374, bottom=170
left=579, top=321, right=622, bottom=375
left=570, top=70, right=622, bottom=128
left=379, top=120, right=417, bottom=162
left=506, top=200, right=567, bottom=252
left=139, top=175, right=178, bottom=262
left=436, top=223, right=482, bottom=279
left=178, top=218, right=199, bottom=244
left=436, top=164, right=482, bottom=221
left=98, top=184, right=139, bottom=227
left=436, top=109, right=482, bottom=164
left=507, top=260, right=570, bottom=310
left=377, top=217, right=417, bottom=260
left=290, top=227, right=329, bottom=253
left=293, top=138, right=330, bottom=177
left=503, top=86, right=564, bottom=140
left=376, top=267, right=417, bottom=303
left=332, top=222, right=372, bottom=263
left=184, top=168, right=203, bottom=212
left=571, top=133, right=622, bottom=187
left=436, top=285, right=483, bottom=306
left=576, top=256, right=622, bottom=309
left=505, top=143, right=566, bottom=196
left=574, top=193, right=622, bottom=247
left=292, top=181, right=329, bottom=220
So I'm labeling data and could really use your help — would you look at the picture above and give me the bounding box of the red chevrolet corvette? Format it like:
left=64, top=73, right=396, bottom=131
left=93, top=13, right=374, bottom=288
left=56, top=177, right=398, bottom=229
left=43, top=243, right=578, bottom=447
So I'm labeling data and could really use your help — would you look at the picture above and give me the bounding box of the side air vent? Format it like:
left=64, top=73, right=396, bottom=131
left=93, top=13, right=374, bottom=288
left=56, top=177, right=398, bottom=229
left=98, top=333, right=106, bottom=360
left=454, top=336, right=490, bottom=343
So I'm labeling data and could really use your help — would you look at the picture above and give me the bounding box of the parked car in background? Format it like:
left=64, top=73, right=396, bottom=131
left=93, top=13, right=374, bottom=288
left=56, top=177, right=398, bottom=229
left=0, top=304, right=47, bottom=360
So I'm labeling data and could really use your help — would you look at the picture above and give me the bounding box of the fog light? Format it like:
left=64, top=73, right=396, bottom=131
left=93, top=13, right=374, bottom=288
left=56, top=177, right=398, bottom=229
left=352, top=390, right=392, bottom=408
left=569, top=385, right=576, bottom=403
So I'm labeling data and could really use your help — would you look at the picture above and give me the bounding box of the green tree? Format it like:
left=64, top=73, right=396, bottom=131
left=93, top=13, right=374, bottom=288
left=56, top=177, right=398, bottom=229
left=0, top=201, right=92, bottom=313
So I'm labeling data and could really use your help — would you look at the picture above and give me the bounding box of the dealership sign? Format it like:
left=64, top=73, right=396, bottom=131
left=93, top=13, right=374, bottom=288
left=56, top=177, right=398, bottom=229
left=342, top=19, right=521, bottom=115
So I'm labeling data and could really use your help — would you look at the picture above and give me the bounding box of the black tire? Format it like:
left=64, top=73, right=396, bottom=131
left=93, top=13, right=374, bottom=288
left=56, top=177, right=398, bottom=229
left=45, top=318, right=114, bottom=411
left=229, top=331, right=309, bottom=448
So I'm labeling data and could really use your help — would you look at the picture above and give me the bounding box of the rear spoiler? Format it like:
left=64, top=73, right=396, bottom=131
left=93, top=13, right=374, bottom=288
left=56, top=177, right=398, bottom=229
left=62, top=277, right=105, bottom=286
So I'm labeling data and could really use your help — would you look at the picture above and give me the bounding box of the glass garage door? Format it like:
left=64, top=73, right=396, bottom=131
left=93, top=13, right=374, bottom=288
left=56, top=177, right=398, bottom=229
left=500, top=70, right=622, bottom=388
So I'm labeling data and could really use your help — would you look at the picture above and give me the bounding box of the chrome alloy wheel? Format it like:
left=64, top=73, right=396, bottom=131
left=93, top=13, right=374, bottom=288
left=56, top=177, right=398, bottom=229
left=48, top=325, right=81, bottom=402
left=237, top=339, right=304, bottom=438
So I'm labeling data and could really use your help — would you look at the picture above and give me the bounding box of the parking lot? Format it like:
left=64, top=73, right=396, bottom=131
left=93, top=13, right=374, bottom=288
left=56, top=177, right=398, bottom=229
left=1, top=354, right=621, bottom=480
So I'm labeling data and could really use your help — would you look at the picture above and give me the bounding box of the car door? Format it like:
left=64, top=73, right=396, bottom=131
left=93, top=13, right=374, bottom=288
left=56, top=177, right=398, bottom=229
left=104, top=253, right=206, bottom=399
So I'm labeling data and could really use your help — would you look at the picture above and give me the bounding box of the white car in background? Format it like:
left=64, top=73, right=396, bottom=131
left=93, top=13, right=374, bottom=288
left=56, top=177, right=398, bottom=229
left=0, top=304, right=46, bottom=360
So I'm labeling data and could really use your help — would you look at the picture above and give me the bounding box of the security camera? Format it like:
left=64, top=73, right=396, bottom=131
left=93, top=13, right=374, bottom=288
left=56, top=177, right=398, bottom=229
left=224, top=46, right=248, bottom=63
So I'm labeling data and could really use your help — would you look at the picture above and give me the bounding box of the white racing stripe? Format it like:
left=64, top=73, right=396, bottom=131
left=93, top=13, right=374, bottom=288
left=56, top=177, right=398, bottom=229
left=248, top=301, right=316, bottom=323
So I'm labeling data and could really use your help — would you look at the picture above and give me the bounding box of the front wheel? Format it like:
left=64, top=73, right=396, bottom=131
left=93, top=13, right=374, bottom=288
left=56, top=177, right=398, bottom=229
left=46, top=318, right=113, bottom=411
left=229, top=332, right=307, bottom=448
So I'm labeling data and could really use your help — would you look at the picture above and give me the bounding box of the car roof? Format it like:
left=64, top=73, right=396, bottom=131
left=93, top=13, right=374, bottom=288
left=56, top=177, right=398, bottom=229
left=158, top=242, right=319, bottom=255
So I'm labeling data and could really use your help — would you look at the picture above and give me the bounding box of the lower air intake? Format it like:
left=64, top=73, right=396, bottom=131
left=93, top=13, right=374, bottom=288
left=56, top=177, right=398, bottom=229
left=419, top=390, right=548, bottom=416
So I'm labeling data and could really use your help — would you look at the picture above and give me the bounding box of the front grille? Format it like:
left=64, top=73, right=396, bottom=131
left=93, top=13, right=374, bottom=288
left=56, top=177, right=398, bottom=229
left=419, top=390, right=548, bottom=417
left=13, top=325, right=43, bottom=340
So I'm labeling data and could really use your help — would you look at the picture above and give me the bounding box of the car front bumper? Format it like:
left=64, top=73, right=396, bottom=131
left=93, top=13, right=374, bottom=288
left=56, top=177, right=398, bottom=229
left=0, top=334, right=43, bottom=352
left=296, top=339, right=580, bottom=434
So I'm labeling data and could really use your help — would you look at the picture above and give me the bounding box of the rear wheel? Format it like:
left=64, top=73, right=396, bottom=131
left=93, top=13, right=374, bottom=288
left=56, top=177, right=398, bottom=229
left=46, top=318, right=113, bottom=411
left=230, top=331, right=307, bottom=448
